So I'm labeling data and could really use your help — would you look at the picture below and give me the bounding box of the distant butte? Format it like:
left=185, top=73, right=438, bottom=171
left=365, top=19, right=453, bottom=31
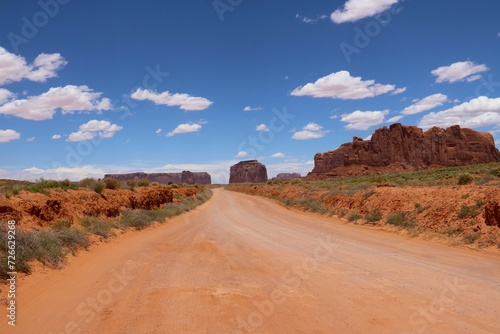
left=229, top=160, right=268, bottom=183
left=307, top=123, right=500, bottom=179
left=104, top=171, right=211, bottom=185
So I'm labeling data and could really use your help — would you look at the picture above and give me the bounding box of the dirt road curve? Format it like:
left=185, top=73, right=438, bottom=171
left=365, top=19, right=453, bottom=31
left=4, top=189, right=500, bottom=334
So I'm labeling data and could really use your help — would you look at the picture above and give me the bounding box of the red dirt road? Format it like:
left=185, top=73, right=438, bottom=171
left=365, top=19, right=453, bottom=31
left=3, top=189, right=500, bottom=333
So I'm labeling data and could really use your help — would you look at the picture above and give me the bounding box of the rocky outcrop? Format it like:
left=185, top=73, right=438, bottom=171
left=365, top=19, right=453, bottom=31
left=274, top=173, right=301, bottom=179
left=484, top=196, right=500, bottom=228
left=104, top=171, right=211, bottom=185
left=308, top=124, right=500, bottom=178
left=229, top=160, right=268, bottom=183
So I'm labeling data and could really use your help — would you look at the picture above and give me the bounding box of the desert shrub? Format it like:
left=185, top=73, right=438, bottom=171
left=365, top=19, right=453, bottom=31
left=52, top=220, right=72, bottom=230
left=446, top=226, right=463, bottom=236
left=150, top=182, right=160, bottom=187
left=347, top=211, right=362, bottom=222
left=386, top=212, right=417, bottom=229
left=93, top=181, right=105, bottom=194
left=458, top=174, right=473, bottom=185
left=103, top=178, right=121, bottom=190
left=364, top=209, right=382, bottom=223
left=126, top=179, right=136, bottom=190
left=476, top=174, right=496, bottom=185
left=55, top=228, right=90, bottom=252
left=457, top=205, right=479, bottom=219
left=489, top=169, right=500, bottom=177
left=12, top=189, right=19, bottom=195
left=79, top=178, right=97, bottom=188
left=5, top=193, right=10, bottom=199
left=59, top=179, right=71, bottom=189
left=463, top=232, right=480, bottom=244
left=81, top=216, right=110, bottom=238
left=474, top=199, right=485, bottom=208
left=137, top=178, right=150, bottom=187
left=120, top=209, right=152, bottom=230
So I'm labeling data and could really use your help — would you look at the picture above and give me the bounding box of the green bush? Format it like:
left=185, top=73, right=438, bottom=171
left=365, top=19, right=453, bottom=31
left=93, top=181, right=105, bottom=194
left=458, top=174, right=473, bottom=185
left=79, top=178, right=97, bottom=188
left=364, top=209, right=382, bottom=223
left=386, top=212, right=417, bottom=229
left=103, top=178, right=121, bottom=190
left=347, top=211, right=362, bottom=222
left=120, top=209, right=152, bottom=230
left=457, top=205, right=479, bottom=219
left=81, top=216, right=110, bottom=237
left=137, top=178, right=150, bottom=187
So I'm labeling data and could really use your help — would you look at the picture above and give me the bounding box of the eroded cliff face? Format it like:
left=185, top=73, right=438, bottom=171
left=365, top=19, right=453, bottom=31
left=308, top=124, right=500, bottom=178
left=104, top=171, right=211, bottom=185
left=229, top=160, right=268, bottom=183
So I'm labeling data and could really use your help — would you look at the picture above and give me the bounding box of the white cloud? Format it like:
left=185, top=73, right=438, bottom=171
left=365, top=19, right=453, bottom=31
left=256, top=124, right=270, bottom=132
left=52, top=134, right=62, bottom=140
left=305, top=160, right=315, bottom=166
left=155, top=128, right=162, bottom=135
left=0, top=88, right=13, bottom=104
left=271, top=152, right=285, bottom=158
left=341, top=110, right=389, bottom=130
left=67, top=131, right=96, bottom=142
left=331, top=0, right=399, bottom=23
left=419, top=96, right=500, bottom=129
left=401, top=93, right=448, bottom=115
left=431, top=61, right=489, bottom=83
left=0, top=47, right=67, bottom=85
left=131, top=88, right=212, bottom=111
left=296, top=14, right=328, bottom=24
left=166, top=123, right=202, bottom=137
left=26, top=137, right=35, bottom=142
left=3, top=165, right=105, bottom=182
left=292, top=122, right=327, bottom=140
left=68, top=120, right=123, bottom=142
left=390, top=87, right=407, bottom=95
left=0, top=129, right=20, bottom=143
left=244, top=106, right=262, bottom=111
left=291, top=71, right=399, bottom=100
left=0, top=85, right=112, bottom=121
left=386, top=115, right=404, bottom=123
left=236, top=151, right=249, bottom=158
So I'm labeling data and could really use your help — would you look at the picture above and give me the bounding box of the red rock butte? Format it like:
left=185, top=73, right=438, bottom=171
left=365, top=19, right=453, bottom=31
left=308, top=123, right=500, bottom=179
left=229, top=160, right=268, bottom=183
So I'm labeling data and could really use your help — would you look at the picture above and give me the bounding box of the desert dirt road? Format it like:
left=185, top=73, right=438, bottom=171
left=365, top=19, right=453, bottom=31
left=3, top=189, right=500, bottom=334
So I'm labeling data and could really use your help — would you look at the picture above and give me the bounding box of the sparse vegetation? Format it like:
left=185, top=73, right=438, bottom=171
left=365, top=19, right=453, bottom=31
left=386, top=212, right=417, bottom=230
left=137, top=178, right=150, bottom=187
left=347, top=211, right=362, bottom=222
left=81, top=216, right=111, bottom=238
left=463, top=232, right=480, bottom=244
left=457, top=205, right=479, bottom=219
left=93, top=181, right=105, bottom=194
left=364, top=209, right=382, bottom=223
left=458, top=174, right=473, bottom=185
left=103, top=178, right=121, bottom=190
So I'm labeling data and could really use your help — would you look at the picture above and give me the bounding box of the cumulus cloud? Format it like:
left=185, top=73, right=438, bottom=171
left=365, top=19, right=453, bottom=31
left=0, top=88, right=13, bottom=104
left=401, top=93, right=448, bottom=115
left=68, top=120, right=123, bottom=142
left=0, top=129, right=21, bottom=143
left=256, top=124, right=270, bottom=132
left=386, top=115, right=404, bottom=123
left=341, top=110, right=389, bottom=130
left=236, top=151, right=249, bottom=158
left=52, top=134, right=62, bottom=140
left=291, top=71, right=399, bottom=100
left=0, top=47, right=67, bottom=85
left=431, top=61, right=489, bottom=83
left=331, top=0, right=400, bottom=23
left=296, top=14, right=328, bottom=24
left=271, top=152, right=285, bottom=158
left=390, top=87, right=407, bottom=95
left=0, top=85, right=112, bottom=121
left=292, top=122, right=327, bottom=140
left=419, top=96, right=500, bottom=129
left=166, top=123, right=202, bottom=137
left=244, top=106, right=262, bottom=111
left=155, top=128, right=162, bottom=135
left=131, top=88, right=213, bottom=111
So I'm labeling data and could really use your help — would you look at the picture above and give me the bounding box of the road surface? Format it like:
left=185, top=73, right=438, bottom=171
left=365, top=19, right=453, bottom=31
left=3, top=189, right=500, bottom=333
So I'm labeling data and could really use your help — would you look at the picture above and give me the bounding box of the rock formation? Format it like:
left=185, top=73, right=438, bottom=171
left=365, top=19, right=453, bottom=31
left=104, top=171, right=211, bottom=185
left=229, top=160, right=268, bottom=183
left=274, top=173, right=301, bottom=179
left=308, top=123, right=500, bottom=179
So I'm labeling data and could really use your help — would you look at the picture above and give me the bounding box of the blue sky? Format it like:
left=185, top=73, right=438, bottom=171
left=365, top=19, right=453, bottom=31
left=1, top=0, right=499, bottom=183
